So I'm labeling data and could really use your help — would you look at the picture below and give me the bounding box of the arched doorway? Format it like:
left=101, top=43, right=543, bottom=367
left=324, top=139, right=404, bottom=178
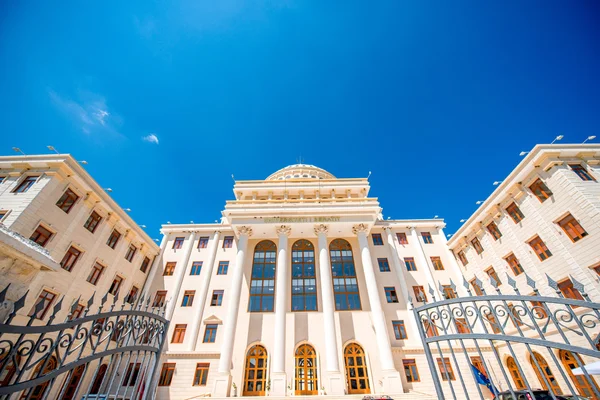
left=60, top=364, right=86, bottom=400
left=23, top=355, right=57, bottom=400
left=295, top=344, right=318, bottom=395
left=559, top=350, right=600, bottom=399
left=90, top=364, right=108, bottom=394
left=344, top=343, right=370, bottom=394
left=529, top=352, right=562, bottom=395
left=506, top=356, right=526, bottom=389
left=243, top=345, right=268, bottom=396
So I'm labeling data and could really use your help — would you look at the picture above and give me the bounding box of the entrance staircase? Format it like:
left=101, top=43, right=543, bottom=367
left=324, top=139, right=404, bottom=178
left=183, top=393, right=437, bottom=400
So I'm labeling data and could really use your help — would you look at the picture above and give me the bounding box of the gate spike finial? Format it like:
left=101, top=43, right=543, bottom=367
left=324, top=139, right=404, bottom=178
left=449, top=279, right=456, bottom=291
left=506, top=274, right=517, bottom=290
left=13, top=290, right=29, bottom=313
left=87, top=292, right=96, bottom=309
left=569, top=275, right=586, bottom=295
left=51, top=296, right=64, bottom=318
left=475, top=276, right=483, bottom=290
left=546, top=274, right=559, bottom=291
left=70, top=296, right=81, bottom=314
left=100, top=292, right=109, bottom=308
left=489, top=276, right=499, bottom=289
left=462, top=276, right=470, bottom=290
left=525, top=274, right=536, bottom=289
left=32, top=297, right=46, bottom=317
left=428, top=285, right=436, bottom=299
left=0, top=283, right=11, bottom=304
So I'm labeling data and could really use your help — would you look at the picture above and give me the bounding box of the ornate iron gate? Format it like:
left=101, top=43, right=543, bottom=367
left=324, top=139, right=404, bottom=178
left=411, top=274, right=600, bottom=400
left=0, top=285, right=169, bottom=400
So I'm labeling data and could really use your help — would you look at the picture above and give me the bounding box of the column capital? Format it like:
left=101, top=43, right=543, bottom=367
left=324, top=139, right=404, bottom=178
left=236, top=226, right=253, bottom=237
left=314, top=224, right=329, bottom=236
left=383, top=226, right=393, bottom=232
left=275, top=225, right=292, bottom=236
left=352, top=223, right=369, bottom=235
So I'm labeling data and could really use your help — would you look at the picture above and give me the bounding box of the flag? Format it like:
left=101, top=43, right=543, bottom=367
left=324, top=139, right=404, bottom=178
left=471, top=363, right=499, bottom=396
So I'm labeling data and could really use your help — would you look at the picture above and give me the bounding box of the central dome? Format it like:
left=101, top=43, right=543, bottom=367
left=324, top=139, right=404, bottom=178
left=266, top=164, right=336, bottom=180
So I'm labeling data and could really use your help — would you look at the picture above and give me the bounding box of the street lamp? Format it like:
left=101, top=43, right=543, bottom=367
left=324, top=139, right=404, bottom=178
left=519, top=151, right=529, bottom=156
left=493, top=181, right=502, bottom=186
left=582, top=135, right=596, bottom=144
left=104, top=188, right=113, bottom=192
left=140, top=225, right=146, bottom=228
left=12, top=147, right=25, bottom=155
left=551, top=135, right=564, bottom=144
left=124, top=208, right=131, bottom=212
left=47, top=145, right=59, bottom=154
left=79, top=160, right=88, bottom=165
left=476, top=201, right=483, bottom=205
left=460, top=219, right=466, bottom=223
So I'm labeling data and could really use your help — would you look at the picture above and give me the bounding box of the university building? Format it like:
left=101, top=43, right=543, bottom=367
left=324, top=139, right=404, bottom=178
left=1, top=144, right=599, bottom=399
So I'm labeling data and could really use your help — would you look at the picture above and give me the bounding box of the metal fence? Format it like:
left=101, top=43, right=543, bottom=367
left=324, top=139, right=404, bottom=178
left=411, top=273, right=600, bottom=400
left=0, top=284, right=169, bottom=400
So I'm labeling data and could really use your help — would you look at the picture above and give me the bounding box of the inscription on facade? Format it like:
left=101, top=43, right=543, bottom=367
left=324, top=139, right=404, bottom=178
left=263, top=216, right=341, bottom=223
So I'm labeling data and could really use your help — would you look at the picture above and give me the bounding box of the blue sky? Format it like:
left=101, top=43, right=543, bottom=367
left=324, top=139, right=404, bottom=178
left=1, top=1, right=599, bottom=240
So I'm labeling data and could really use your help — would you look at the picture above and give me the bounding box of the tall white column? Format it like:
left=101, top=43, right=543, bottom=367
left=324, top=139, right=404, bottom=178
left=214, top=226, right=252, bottom=397
left=353, top=224, right=403, bottom=393
left=409, top=227, right=441, bottom=300
left=314, top=224, right=344, bottom=395
left=272, top=225, right=291, bottom=395
left=187, top=230, right=221, bottom=351
left=165, top=232, right=197, bottom=320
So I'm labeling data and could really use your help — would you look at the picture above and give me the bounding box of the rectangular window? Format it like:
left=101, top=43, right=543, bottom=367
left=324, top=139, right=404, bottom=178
left=393, top=320, right=407, bottom=339
left=197, top=237, right=209, bottom=249
left=403, top=359, right=420, bottom=382
left=455, top=318, right=471, bottom=333
left=377, top=258, right=390, bottom=272
left=458, top=251, right=468, bottom=266
left=123, top=363, right=141, bottom=386
left=530, top=293, right=548, bottom=318
left=30, top=225, right=53, bottom=247
left=173, top=237, right=184, bottom=250
left=372, top=233, right=383, bottom=245
left=558, top=278, right=584, bottom=302
left=181, top=290, right=195, bottom=307
left=437, top=358, right=455, bottom=381
left=431, top=256, right=444, bottom=271
left=471, top=357, right=486, bottom=377
left=413, top=286, right=427, bottom=302
left=140, top=256, right=150, bottom=273
left=485, top=267, right=501, bottom=286
left=108, top=276, right=123, bottom=296
left=486, top=221, right=502, bottom=240
left=422, top=232, right=433, bottom=244
left=125, top=244, right=137, bottom=262
left=222, top=236, right=233, bottom=248
left=0, top=210, right=8, bottom=222
left=56, top=188, right=79, bottom=213
left=158, top=363, right=175, bottom=386
left=424, top=320, right=439, bottom=337
left=69, top=303, right=85, bottom=320
left=593, top=263, right=600, bottom=277
left=508, top=303, right=523, bottom=327
left=557, top=213, right=588, bottom=243
left=29, top=290, right=56, bottom=319
left=87, top=262, right=105, bottom=285
left=470, top=279, right=483, bottom=296
left=529, top=178, right=553, bottom=202
left=506, top=202, right=525, bottom=223
left=106, top=230, right=121, bottom=249
left=471, top=237, right=484, bottom=254
left=404, top=257, right=417, bottom=271
left=153, top=290, right=167, bottom=307
left=570, top=164, right=596, bottom=181
left=528, top=236, right=552, bottom=261
left=442, top=285, right=456, bottom=299
left=384, top=287, right=399, bottom=303
left=217, top=261, right=229, bottom=275
left=172, top=324, right=187, bottom=343
left=485, top=312, right=501, bottom=333
left=190, top=261, right=203, bottom=275
left=12, top=176, right=38, bottom=193
left=505, top=253, right=524, bottom=276
left=193, top=363, right=209, bottom=386
left=163, top=262, right=176, bottom=276
left=396, top=232, right=408, bottom=244
left=126, top=286, right=139, bottom=304
left=83, top=211, right=102, bottom=233
left=211, top=290, right=223, bottom=306
left=203, top=324, right=217, bottom=343
left=330, top=245, right=361, bottom=311
left=60, top=246, right=82, bottom=272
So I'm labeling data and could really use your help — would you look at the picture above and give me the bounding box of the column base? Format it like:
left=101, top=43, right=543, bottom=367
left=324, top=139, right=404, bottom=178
left=325, top=371, right=345, bottom=395
left=270, top=372, right=287, bottom=396
left=381, top=369, right=403, bottom=393
left=212, top=372, right=232, bottom=397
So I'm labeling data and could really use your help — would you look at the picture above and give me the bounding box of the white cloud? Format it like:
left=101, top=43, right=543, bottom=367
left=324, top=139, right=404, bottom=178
left=142, top=134, right=159, bottom=144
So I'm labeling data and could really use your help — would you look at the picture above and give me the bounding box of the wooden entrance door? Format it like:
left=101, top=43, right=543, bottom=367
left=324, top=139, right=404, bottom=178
left=560, top=350, right=600, bottom=399
left=295, top=344, right=318, bottom=395
left=61, top=364, right=85, bottom=400
left=243, top=345, right=268, bottom=396
left=529, top=352, right=562, bottom=395
left=344, top=343, right=370, bottom=394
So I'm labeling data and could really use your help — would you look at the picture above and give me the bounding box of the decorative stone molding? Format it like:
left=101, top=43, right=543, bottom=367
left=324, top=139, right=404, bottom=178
left=351, top=223, right=369, bottom=235
left=313, top=224, right=329, bottom=236
left=237, top=226, right=253, bottom=237
left=275, top=225, right=292, bottom=236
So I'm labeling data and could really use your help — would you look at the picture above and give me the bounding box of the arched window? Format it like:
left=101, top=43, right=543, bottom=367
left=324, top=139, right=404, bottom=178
left=24, top=356, right=57, bottom=400
left=249, top=241, right=277, bottom=312
left=90, top=364, right=108, bottom=394
left=559, top=350, right=600, bottom=398
left=0, top=354, right=21, bottom=387
left=292, top=240, right=317, bottom=311
left=61, top=364, right=86, bottom=400
left=329, top=239, right=361, bottom=310
left=295, top=344, right=318, bottom=395
left=506, top=356, right=526, bottom=389
left=344, top=343, right=370, bottom=394
left=529, top=352, right=562, bottom=395
left=243, top=345, right=268, bottom=396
